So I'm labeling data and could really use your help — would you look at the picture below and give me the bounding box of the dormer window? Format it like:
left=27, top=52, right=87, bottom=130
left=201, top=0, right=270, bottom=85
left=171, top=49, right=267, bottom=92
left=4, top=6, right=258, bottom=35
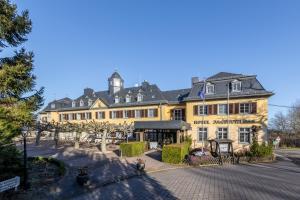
left=114, top=96, right=120, bottom=104
left=80, top=99, right=84, bottom=107
left=51, top=103, right=55, bottom=109
left=137, top=93, right=143, bottom=102
left=126, top=94, right=131, bottom=103
left=232, top=80, right=242, bottom=92
left=72, top=101, right=76, bottom=107
left=206, top=83, right=215, bottom=94
left=88, top=99, right=93, bottom=106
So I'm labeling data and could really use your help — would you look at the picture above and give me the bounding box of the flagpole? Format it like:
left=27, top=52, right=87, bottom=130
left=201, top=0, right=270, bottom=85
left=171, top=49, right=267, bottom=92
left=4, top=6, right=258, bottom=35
left=227, top=83, right=230, bottom=139
left=202, top=79, right=206, bottom=153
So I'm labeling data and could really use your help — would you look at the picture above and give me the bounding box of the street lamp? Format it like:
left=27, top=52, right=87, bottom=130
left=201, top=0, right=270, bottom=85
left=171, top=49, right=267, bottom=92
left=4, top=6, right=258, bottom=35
left=21, top=124, right=30, bottom=190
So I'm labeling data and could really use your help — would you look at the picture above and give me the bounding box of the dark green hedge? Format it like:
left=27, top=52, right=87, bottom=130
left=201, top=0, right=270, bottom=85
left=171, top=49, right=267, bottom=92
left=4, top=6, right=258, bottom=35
left=120, top=142, right=146, bottom=157
left=162, top=142, right=190, bottom=164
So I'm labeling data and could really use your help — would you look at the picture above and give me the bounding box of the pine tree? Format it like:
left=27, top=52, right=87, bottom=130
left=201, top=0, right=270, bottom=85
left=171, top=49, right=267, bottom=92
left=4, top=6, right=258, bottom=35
left=0, top=0, right=44, bottom=144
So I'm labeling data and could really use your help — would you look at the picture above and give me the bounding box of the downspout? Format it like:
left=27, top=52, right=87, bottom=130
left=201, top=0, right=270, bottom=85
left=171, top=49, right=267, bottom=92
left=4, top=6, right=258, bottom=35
left=159, top=102, right=163, bottom=121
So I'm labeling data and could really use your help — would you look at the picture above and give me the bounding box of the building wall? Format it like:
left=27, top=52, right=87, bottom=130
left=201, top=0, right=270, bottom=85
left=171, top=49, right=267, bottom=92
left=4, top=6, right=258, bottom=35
left=186, top=97, right=268, bottom=150
left=41, top=97, right=269, bottom=150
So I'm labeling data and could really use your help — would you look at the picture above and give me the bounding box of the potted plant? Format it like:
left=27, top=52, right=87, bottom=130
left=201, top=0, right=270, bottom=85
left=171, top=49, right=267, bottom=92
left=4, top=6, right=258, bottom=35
left=76, top=167, right=89, bottom=186
left=136, top=158, right=145, bottom=171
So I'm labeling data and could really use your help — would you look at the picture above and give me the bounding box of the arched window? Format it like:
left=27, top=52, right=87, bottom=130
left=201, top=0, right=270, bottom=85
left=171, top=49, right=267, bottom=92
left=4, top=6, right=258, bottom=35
left=80, top=99, right=84, bottom=107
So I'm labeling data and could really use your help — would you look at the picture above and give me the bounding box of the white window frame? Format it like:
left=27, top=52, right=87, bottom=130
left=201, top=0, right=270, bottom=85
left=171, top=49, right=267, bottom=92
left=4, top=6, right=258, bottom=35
left=217, top=128, right=228, bottom=139
left=232, top=80, right=242, bottom=92
left=125, top=95, right=131, bottom=103
left=239, top=128, right=251, bottom=144
left=148, top=109, right=155, bottom=118
left=173, top=109, right=183, bottom=120
left=137, top=93, right=143, bottom=102
left=240, top=103, right=251, bottom=114
left=88, top=99, right=93, bottom=106
left=198, top=127, right=208, bottom=142
left=198, top=105, right=208, bottom=115
left=114, top=96, right=120, bottom=104
left=77, top=113, right=81, bottom=120
left=68, top=113, right=73, bottom=120
left=218, top=104, right=228, bottom=115
left=112, top=111, right=117, bottom=119
left=135, top=110, right=141, bottom=118
left=80, top=100, right=84, bottom=107
left=124, top=110, right=129, bottom=119
left=206, top=83, right=215, bottom=94
left=51, top=103, right=55, bottom=109
left=98, top=112, right=104, bottom=119
left=72, top=101, right=76, bottom=107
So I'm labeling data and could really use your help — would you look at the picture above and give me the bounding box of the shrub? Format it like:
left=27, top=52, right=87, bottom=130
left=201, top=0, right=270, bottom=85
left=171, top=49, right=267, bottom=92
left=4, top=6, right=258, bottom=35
left=29, top=156, right=66, bottom=176
left=162, top=142, right=190, bottom=164
left=249, top=139, right=273, bottom=158
left=120, top=142, right=145, bottom=157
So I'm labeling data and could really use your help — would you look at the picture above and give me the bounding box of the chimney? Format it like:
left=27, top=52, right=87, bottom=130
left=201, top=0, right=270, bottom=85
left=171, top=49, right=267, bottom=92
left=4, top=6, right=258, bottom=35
left=84, top=88, right=94, bottom=96
left=191, top=77, right=199, bottom=86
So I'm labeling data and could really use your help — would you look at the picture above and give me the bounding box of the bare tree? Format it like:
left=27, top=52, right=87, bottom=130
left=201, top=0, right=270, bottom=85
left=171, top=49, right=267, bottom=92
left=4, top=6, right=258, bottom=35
left=271, top=112, right=289, bottom=133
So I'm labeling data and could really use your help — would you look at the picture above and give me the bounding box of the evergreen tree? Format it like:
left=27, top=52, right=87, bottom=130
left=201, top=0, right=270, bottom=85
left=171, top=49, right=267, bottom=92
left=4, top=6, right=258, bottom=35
left=0, top=0, right=44, bottom=144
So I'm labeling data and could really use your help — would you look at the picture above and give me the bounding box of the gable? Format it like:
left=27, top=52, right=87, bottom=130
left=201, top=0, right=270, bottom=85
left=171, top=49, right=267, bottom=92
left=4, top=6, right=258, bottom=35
left=90, top=98, right=107, bottom=109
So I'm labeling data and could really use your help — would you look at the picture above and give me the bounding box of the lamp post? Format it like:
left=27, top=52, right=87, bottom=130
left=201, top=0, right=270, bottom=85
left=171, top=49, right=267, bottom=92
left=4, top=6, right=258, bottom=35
left=21, top=124, right=30, bottom=190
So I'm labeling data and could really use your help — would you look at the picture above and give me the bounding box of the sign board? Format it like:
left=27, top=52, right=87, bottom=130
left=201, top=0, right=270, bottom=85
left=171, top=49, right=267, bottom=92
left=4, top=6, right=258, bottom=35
left=0, top=176, right=20, bottom=193
left=219, top=144, right=228, bottom=153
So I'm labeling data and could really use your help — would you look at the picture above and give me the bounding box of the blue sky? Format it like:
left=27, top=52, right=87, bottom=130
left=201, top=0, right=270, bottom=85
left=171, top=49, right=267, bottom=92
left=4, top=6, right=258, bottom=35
left=10, top=0, right=300, bottom=118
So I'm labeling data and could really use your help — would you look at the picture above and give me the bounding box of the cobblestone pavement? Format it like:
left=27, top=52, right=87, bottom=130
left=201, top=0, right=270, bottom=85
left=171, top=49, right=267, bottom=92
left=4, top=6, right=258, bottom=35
left=75, top=159, right=300, bottom=200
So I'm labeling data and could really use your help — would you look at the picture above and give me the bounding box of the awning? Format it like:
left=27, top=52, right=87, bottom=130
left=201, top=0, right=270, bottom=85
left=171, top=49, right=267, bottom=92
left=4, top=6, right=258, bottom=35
left=134, top=120, right=191, bottom=131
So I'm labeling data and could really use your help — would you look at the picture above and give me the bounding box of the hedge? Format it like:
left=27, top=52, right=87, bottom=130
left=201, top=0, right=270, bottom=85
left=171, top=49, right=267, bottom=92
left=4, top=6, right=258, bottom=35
left=120, top=142, right=146, bottom=157
left=162, top=142, right=190, bottom=164
left=29, top=156, right=66, bottom=176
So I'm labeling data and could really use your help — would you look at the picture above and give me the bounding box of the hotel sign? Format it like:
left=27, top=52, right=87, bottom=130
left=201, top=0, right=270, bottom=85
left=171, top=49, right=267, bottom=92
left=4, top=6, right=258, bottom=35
left=194, top=119, right=257, bottom=125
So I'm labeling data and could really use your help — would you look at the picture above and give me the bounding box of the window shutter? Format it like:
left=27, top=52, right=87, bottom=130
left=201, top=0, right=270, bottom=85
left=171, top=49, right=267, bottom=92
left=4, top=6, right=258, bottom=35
left=234, top=103, right=239, bottom=114
left=131, top=110, right=135, bottom=118
left=213, top=104, right=218, bottom=115
left=120, top=110, right=123, bottom=118
left=103, top=112, right=105, bottom=119
left=109, top=111, right=112, bottom=119
left=182, top=109, right=186, bottom=121
left=251, top=102, right=257, bottom=114
left=154, top=109, right=158, bottom=117
left=95, top=112, right=98, bottom=119
left=144, top=109, right=148, bottom=118
left=208, top=105, right=213, bottom=115
left=141, top=110, right=145, bottom=118
left=193, top=106, right=198, bottom=116
left=229, top=104, right=234, bottom=114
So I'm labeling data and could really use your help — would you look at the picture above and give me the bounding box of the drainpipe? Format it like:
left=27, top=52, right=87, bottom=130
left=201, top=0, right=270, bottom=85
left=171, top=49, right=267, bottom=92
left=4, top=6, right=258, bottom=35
left=159, top=102, right=162, bottom=121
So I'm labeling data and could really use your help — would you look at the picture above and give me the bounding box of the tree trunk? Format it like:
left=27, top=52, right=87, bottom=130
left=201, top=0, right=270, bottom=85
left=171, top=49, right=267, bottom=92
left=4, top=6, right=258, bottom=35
left=75, top=132, right=80, bottom=149
left=35, top=130, right=42, bottom=146
left=54, top=129, right=59, bottom=148
left=101, top=130, right=107, bottom=153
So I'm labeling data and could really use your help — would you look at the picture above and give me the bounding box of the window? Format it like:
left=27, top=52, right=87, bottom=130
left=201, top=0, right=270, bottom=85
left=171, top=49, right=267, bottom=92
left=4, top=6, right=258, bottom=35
left=77, top=113, right=81, bottom=120
left=173, top=109, right=183, bottom=120
left=137, top=93, right=143, bottom=102
left=85, top=112, right=92, bottom=120
left=51, top=103, right=55, bottom=109
left=198, top=128, right=208, bottom=141
left=198, top=105, right=208, bottom=115
left=88, top=99, right=93, bottom=106
left=124, top=110, right=129, bottom=118
left=80, top=100, right=84, bottom=107
left=239, top=128, right=251, bottom=143
left=206, top=83, right=214, bottom=94
left=217, top=128, right=228, bottom=139
left=135, top=110, right=141, bottom=118
left=72, top=101, right=76, bottom=107
left=125, top=95, right=131, bottom=103
left=232, top=80, right=241, bottom=92
left=114, top=96, right=119, bottom=104
left=97, top=112, right=105, bottom=119
left=240, top=103, right=251, bottom=114
left=112, top=111, right=117, bottom=119
left=148, top=109, right=155, bottom=118
left=68, top=113, right=73, bottom=120
left=218, top=104, right=228, bottom=115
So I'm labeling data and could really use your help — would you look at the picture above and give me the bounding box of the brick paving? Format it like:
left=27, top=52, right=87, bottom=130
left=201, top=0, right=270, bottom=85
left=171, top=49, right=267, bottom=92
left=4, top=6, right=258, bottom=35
left=75, top=159, right=300, bottom=200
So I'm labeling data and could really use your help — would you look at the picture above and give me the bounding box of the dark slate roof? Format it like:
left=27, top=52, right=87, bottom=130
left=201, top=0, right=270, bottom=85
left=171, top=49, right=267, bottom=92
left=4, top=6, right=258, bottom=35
left=109, top=72, right=123, bottom=81
left=186, top=73, right=274, bottom=101
left=162, top=89, right=190, bottom=104
left=41, top=72, right=273, bottom=112
left=134, top=120, right=191, bottom=130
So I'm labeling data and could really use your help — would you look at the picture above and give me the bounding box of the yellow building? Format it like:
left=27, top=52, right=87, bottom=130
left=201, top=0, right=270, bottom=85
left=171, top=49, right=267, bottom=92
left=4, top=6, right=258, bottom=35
left=39, top=72, right=273, bottom=150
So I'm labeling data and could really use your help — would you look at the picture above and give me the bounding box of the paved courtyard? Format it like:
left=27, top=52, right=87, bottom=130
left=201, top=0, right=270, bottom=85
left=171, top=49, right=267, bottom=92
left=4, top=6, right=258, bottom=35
left=20, top=140, right=300, bottom=200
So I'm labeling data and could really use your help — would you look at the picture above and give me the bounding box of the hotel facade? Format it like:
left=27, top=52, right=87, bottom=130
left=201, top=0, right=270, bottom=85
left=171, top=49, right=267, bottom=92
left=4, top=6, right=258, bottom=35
left=39, top=72, right=273, bottom=150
